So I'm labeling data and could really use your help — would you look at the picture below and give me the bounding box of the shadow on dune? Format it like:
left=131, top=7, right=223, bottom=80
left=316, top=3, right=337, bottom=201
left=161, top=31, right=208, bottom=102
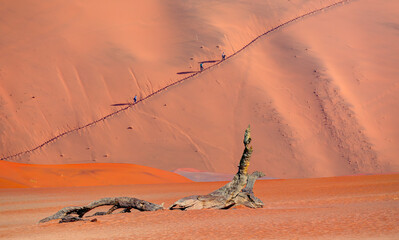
left=110, top=103, right=132, bottom=106
left=176, top=71, right=198, bottom=75
left=198, top=60, right=219, bottom=64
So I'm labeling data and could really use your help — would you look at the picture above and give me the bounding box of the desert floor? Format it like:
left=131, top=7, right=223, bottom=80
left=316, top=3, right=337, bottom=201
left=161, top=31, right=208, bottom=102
left=1, top=174, right=398, bottom=239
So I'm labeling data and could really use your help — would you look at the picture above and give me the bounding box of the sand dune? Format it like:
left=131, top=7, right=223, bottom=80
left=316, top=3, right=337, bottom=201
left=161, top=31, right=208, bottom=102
left=0, top=0, right=335, bottom=159
left=1, top=0, right=399, bottom=179
left=0, top=174, right=398, bottom=239
left=0, top=160, right=190, bottom=188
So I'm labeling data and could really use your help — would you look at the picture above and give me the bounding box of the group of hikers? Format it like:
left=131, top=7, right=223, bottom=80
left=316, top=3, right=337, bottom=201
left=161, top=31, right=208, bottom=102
left=200, top=52, right=226, bottom=71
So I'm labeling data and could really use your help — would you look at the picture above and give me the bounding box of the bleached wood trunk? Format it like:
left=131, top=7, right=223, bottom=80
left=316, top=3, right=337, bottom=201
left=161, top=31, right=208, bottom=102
left=170, top=126, right=265, bottom=210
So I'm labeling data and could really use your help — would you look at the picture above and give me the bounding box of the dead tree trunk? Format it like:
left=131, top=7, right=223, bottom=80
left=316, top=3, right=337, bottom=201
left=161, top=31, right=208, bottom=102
left=170, top=125, right=265, bottom=210
left=39, top=126, right=264, bottom=223
left=39, top=197, right=164, bottom=223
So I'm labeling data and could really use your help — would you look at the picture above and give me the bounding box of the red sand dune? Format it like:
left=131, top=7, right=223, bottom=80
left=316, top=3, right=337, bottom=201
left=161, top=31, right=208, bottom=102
left=0, top=160, right=190, bottom=188
left=1, top=0, right=398, bottom=178
left=0, top=174, right=398, bottom=239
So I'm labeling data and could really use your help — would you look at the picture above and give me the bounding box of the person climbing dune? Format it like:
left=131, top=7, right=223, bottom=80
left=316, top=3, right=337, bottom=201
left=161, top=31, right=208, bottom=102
left=222, top=52, right=226, bottom=60
left=134, top=95, right=137, bottom=103
left=199, top=62, right=204, bottom=71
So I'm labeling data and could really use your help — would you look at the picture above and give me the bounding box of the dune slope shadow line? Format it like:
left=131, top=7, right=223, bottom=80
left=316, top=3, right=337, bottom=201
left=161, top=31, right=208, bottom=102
left=111, top=103, right=133, bottom=106
left=176, top=71, right=198, bottom=75
left=0, top=0, right=353, bottom=161
left=198, top=60, right=219, bottom=64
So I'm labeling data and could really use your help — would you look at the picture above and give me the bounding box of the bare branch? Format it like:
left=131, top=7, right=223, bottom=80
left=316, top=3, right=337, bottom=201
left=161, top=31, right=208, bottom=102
left=39, top=197, right=164, bottom=223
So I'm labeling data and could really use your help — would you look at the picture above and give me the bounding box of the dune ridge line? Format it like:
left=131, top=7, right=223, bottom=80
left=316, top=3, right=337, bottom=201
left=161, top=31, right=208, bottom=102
left=1, top=0, right=353, bottom=161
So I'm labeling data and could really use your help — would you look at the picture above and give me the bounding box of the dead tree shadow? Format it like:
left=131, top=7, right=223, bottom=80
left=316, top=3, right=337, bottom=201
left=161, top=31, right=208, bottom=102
left=198, top=60, right=219, bottom=64
left=176, top=71, right=198, bottom=75
left=111, top=103, right=132, bottom=106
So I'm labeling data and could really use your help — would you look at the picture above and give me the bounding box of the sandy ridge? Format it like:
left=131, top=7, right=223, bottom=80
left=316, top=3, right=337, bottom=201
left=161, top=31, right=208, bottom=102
left=1, top=0, right=353, bottom=162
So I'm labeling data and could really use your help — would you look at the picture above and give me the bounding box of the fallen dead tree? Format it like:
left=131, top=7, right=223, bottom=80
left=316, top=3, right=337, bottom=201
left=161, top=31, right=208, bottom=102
left=39, top=126, right=264, bottom=223
left=170, top=125, right=265, bottom=210
left=39, top=197, right=164, bottom=223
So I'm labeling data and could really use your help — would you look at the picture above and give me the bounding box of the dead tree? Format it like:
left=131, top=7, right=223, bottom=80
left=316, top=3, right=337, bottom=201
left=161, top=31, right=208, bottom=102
left=170, top=125, right=265, bottom=210
left=39, top=126, right=264, bottom=223
left=39, top=197, right=164, bottom=223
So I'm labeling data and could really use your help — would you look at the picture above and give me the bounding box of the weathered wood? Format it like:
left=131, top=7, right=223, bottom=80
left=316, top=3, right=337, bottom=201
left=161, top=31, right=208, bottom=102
left=234, top=171, right=265, bottom=208
left=39, top=197, right=164, bottom=223
left=170, top=126, right=265, bottom=210
left=59, top=216, right=82, bottom=223
left=39, top=126, right=264, bottom=224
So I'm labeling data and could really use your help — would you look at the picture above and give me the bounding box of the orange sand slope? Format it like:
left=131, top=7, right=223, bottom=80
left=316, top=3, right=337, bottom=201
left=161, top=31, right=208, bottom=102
left=1, top=0, right=399, bottom=178
left=0, top=174, right=398, bottom=239
left=0, top=161, right=191, bottom=188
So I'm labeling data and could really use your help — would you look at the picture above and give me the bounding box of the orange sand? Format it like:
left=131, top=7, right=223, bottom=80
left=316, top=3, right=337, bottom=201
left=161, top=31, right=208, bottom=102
left=1, top=0, right=398, bottom=178
left=0, top=174, right=398, bottom=239
left=0, top=160, right=190, bottom=188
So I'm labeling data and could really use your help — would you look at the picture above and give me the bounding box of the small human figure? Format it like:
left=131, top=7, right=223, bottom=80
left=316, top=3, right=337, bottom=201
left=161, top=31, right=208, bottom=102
left=134, top=95, right=137, bottom=103
left=222, top=52, right=226, bottom=60
left=200, top=63, right=204, bottom=71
